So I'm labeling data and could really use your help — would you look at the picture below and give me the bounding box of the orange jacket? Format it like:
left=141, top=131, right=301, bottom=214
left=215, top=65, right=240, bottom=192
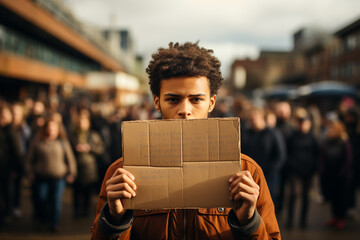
left=91, top=154, right=281, bottom=240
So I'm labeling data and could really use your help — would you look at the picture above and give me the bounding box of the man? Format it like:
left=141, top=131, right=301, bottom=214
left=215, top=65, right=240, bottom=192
left=286, top=108, right=318, bottom=229
left=275, top=101, right=294, bottom=214
left=91, top=42, right=280, bottom=239
left=242, top=107, right=285, bottom=198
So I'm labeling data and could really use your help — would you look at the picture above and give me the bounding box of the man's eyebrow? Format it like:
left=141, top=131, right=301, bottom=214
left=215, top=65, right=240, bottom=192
left=163, top=93, right=207, bottom=97
left=188, top=94, right=207, bottom=97
left=164, top=93, right=180, bottom=97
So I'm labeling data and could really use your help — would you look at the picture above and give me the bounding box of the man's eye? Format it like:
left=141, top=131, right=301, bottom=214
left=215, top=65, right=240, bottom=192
left=166, top=98, right=179, bottom=103
left=191, top=98, right=203, bottom=103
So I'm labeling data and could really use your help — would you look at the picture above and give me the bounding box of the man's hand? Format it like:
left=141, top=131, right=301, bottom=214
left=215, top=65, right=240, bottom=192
left=229, top=170, right=259, bottom=225
left=106, top=168, right=137, bottom=222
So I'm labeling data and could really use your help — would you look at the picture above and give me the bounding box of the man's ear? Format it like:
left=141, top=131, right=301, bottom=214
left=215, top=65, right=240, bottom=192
left=208, top=95, right=217, bottom=113
left=153, top=95, right=161, bottom=113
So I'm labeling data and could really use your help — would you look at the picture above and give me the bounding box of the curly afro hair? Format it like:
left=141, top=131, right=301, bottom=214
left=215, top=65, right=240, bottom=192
left=146, top=41, right=223, bottom=96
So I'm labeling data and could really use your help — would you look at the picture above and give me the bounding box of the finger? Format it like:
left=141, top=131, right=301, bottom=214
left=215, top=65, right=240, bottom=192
left=229, top=170, right=251, bottom=183
left=111, top=168, right=135, bottom=181
left=229, top=173, right=256, bottom=191
left=107, top=174, right=137, bottom=191
left=232, top=190, right=258, bottom=202
left=230, top=182, right=259, bottom=200
left=231, top=181, right=257, bottom=196
left=107, top=182, right=136, bottom=198
left=229, top=172, right=241, bottom=183
left=107, top=188, right=133, bottom=200
left=242, top=170, right=254, bottom=180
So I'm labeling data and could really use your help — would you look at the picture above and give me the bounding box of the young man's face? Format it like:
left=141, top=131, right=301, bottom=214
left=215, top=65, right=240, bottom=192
left=153, top=76, right=216, bottom=120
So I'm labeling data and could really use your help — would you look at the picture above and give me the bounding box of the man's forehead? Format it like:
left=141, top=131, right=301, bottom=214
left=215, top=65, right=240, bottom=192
left=163, top=93, right=208, bottom=97
left=159, top=76, right=211, bottom=95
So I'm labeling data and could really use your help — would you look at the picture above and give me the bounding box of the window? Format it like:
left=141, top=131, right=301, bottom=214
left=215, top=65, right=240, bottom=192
left=0, top=25, right=100, bottom=73
left=346, top=35, right=357, bottom=51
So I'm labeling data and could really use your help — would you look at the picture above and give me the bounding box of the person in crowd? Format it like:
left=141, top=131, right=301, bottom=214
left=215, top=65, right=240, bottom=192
left=10, top=102, right=32, bottom=218
left=274, top=102, right=294, bottom=140
left=342, top=107, right=360, bottom=215
left=233, top=94, right=253, bottom=147
left=337, top=97, right=356, bottom=123
left=26, top=100, right=45, bottom=138
left=24, top=100, right=47, bottom=222
left=265, top=109, right=277, bottom=129
left=275, top=101, right=295, bottom=214
left=23, top=98, right=34, bottom=118
left=109, top=107, right=128, bottom=162
left=0, top=104, right=21, bottom=228
left=308, top=104, right=322, bottom=138
left=69, top=111, right=105, bottom=218
left=137, top=102, right=152, bottom=120
left=242, top=107, right=286, bottom=199
left=91, top=42, right=280, bottom=239
left=25, top=113, right=77, bottom=232
left=211, top=98, right=233, bottom=117
left=59, top=101, right=77, bottom=133
left=286, top=108, right=318, bottom=229
left=319, top=120, right=353, bottom=230
left=90, top=104, right=112, bottom=187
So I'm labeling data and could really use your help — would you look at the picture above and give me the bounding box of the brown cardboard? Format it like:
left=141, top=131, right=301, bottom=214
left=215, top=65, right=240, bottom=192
left=122, top=118, right=241, bottom=209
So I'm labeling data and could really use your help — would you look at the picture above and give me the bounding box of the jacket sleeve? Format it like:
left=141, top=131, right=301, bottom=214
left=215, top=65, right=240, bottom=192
left=228, top=157, right=281, bottom=240
left=91, top=158, right=133, bottom=240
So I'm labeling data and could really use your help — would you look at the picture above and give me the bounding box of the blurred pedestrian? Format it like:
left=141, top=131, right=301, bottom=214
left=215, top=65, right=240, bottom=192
left=90, top=104, right=112, bottom=187
left=0, top=104, right=21, bottom=227
left=25, top=113, right=77, bottom=232
left=286, top=108, right=318, bottom=229
left=211, top=98, right=232, bottom=117
left=26, top=100, right=45, bottom=138
left=69, top=112, right=104, bottom=218
left=265, top=109, right=277, bottom=129
left=319, top=120, right=353, bottom=230
left=342, top=107, right=360, bottom=215
left=242, top=107, right=285, bottom=199
left=10, top=102, right=31, bottom=218
left=275, top=101, right=295, bottom=214
left=233, top=95, right=252, bottom=149
left=109, top=107, right=128, bottom=161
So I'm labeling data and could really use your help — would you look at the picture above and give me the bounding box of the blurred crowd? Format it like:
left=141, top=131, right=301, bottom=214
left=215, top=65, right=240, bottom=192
left=0, top=96, right=156, bottom=232
left=212, top=94, right=360, bottom=231
left=0, top=93, right=359, bottom=232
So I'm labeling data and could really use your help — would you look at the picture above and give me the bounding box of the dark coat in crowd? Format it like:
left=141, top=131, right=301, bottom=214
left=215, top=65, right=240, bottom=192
left=109, top=121, right=123, bottom=161
left=0, top=125, right=21, bottom=226
left=242, top=127, right=285, bottom=178
left=0, top=125, right=21, bottom=176
left=69, top=130, right=105, bottom=185
left=287, top=130, right=318, bottom=177
left=319, top=137, right=353, bottom=219
left=319, top=138, right=352, bottom=182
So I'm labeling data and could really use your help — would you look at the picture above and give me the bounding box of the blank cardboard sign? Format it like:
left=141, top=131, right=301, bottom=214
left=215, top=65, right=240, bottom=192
left=122, top=118, right=241, bottom=209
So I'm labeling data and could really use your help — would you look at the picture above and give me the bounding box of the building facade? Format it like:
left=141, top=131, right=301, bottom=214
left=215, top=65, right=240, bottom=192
left=230, top=17, right=360, bottom=95
left=230, top=50, right=291, bottom=92
left=0, top=0, right=143, bottom=106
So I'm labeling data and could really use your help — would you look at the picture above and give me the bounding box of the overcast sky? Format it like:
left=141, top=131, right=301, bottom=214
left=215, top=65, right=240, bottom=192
left=62, top=0, right=360, bottom=78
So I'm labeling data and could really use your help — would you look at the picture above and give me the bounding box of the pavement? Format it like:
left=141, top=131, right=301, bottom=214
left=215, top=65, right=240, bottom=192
left=0, top=179, right=360, bottom=240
